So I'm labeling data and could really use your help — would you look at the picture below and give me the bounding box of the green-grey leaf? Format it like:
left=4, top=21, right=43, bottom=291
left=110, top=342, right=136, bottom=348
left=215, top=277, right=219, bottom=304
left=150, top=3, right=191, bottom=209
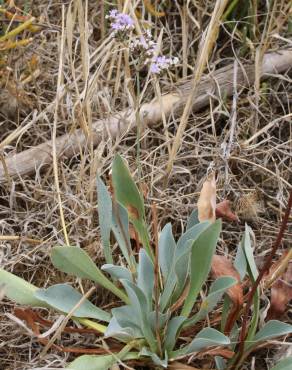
left=234, top=241, right=247, bottom=281
left=105, top=316, right=142, bottom=341
left=182, top=220, right=222, bottom=317
left=176, top=220, right=210, bottom=251
left=97, top=176, right=113, bottom=264
left=148, top=310, right=170, bottom=332
left=0, top=268, right=48, bottom=307
left=34, top=284, right=110, bottom=322
left=112, top=154, right=144, bottom=221
left=215, top=356, right=227, bottom=370
left=51, top=246, right=128, bottom=304
left=250, top=321, right=292, bottom=347
left=101, top=264, right=132, bottom=282
left=112, top=305, right=140, bottom=329
left=160, top=222, right=210, bottom=311
left=140, top=348, right=168, bottom=368
left=170, top=240, right=193, bottom=303
left=270, top=357, right=292, bottom=370
left=186, top=208, right=199, bottom=230
left=242, top=225, right=259, bottom=343
left=137, top=249, right=154, bottom=307
left=242, top=224, right=258, bottom=279
left=67, top=352, right=140, bottom=370
left=111, top=202, right=131, bottom=265
left=172, top=221, right=211, bottom=302
left=158, top=223, right=176, bottom=281
left=175, top=328, right=230, bottom=356
left=120, top=279, right=157, bottom=353
left=185, top=277, right=237, bottom=327
left=164, top=316, right=186, bottom=352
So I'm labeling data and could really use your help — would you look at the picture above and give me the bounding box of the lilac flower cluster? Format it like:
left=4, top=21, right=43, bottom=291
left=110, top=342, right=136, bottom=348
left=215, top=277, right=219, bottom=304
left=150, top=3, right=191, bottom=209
left=149, top=55, right=179, bottom=74
left=106, top=9, right=135, bottom=36
left=107, top=10, right=179, bottom=74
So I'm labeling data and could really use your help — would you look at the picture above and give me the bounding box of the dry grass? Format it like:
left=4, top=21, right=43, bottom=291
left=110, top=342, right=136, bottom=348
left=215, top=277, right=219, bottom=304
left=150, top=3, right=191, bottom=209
left=0, top=0, right=292, bottom=369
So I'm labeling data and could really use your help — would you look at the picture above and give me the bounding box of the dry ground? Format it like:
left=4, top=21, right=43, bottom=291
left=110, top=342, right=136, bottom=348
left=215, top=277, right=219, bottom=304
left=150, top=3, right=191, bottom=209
left=0, top=1, right=291, bottom=369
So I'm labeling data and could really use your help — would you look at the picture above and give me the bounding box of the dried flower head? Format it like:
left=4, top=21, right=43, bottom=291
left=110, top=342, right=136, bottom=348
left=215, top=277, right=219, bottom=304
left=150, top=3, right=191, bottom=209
left=197, top=173, right=216, bottom=223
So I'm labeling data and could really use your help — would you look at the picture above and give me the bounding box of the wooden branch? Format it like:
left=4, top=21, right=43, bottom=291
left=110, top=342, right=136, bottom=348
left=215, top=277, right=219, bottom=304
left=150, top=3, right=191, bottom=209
left=0, top=50, right=292, bottom=183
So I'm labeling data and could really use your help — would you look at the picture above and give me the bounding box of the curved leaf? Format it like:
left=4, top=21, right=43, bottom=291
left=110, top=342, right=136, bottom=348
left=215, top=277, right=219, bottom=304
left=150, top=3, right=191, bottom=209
left=164, top=316, right=186, bottom=352
left=270, top=357, right=292, bottom=370
left=112, top=154, right=144, bottom=221
left=215, top=356, right=227, bottom=370
left=158, top=223, right=176, bottom=281
left=148, top=310, right=170, bottom=332
left=111, top=155, right=153, bottom=259
left=97, top=176, right=113, bottom=264
left=250, top=320, right=292, bottom=347
left=111, top=202, right=131, bottom=265
left=185, top=277, right=237, bottom=327
left=176, top=221, right=210, bottom=251
left=105, top=316, right=142, bottom=341
left=242, top=225, right=259, bottom=343
left=137, top=249, right=154, bottom=307
left=182, top=220, right=222, bottom=317
left=35, top=284, right=110, bottom=322
left=67, top=352, right=140, bottom=370
left=172, top=328, right=230, bottom=357
left=160, top=222, right=210, bottom=311
left=120, top=279, right=157, bottom=352
left=111, top=305, right=141, bottom=331
left=186, top=208, right=199, bottom=230
left=140, top=348, right=168, bottom=368
left=234, top=242, right=247, bottom=281
left=101, top=264, right=132, bottom=282
left=51, top=246, right=129, bottom=304
left=0, top=268, right=48, bottom=307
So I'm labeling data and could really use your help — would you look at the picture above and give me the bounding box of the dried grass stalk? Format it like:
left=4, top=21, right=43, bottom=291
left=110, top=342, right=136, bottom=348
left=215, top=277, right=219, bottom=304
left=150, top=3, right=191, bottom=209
left=0, top=49, right=292, bottom=183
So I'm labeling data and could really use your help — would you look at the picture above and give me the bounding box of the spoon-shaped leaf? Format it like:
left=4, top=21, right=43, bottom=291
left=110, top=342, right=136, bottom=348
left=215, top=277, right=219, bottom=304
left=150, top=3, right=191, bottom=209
left=0, top=268, right=48, bottom=307
left=248, top=320, right=292, bottom=348
left=112, top=154, right=144, bottom=222
left=35, top=284, right=110, bottom=322
left=270, top=357, right=292, bottom=370
left=67, top=352, right=140, bottom=370
left=172, top=328, right=230, bottom=357
left=185, top=276, right=237, bottom=327
left=101, top=264, right=132, bottom=282
left=158, top=223, right=176, bottom=281
left=51, top=246, right=129, bottom=304
left=181, top=220, right=221, bottom=317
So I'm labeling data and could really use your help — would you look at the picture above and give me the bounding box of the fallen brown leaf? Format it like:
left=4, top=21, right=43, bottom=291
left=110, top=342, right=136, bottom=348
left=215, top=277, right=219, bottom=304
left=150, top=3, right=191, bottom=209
left=197, top=174, right=216, bottom=223
left=216, top=200, right=239, bottom=222
left=211, top=255, right=243, bottom=306
left=267, top=261, right=292, bottom=320
left=198, top=347, right=234, bottom=359
left=14, top=308, right=121, bottom=354
left=211, top=254, right=244, bottom=334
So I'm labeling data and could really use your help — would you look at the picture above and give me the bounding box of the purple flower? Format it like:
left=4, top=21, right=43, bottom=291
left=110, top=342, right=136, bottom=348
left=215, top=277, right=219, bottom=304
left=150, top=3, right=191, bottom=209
left=118, top=14, right=134, bottom=27
left=149, top=63, right=160, bottom=74
left=107, top=9, right=135, bottom=35
left=106, top=8, right=179, bottom=75
left=149, top=55, right=179, bottom=74
left=109, top=9, right=118, bottom=18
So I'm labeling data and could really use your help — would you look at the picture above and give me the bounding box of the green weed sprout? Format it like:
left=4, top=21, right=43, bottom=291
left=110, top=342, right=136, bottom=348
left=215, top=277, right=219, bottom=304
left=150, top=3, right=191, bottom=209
left=0, top=154, right=291, bottom=370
